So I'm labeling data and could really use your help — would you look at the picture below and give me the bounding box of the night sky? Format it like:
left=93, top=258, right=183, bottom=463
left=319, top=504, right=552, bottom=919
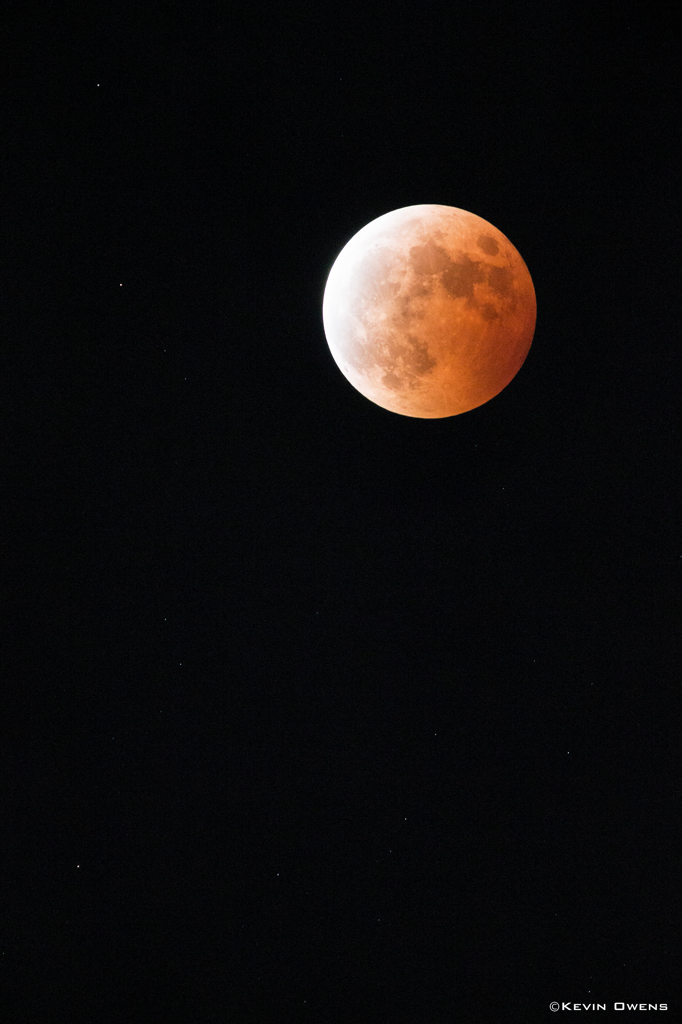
left=4, top=2, right=680, bottom=1020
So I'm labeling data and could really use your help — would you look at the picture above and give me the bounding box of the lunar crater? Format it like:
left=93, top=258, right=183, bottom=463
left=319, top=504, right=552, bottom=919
left=381, top=331, right=436, bottom=392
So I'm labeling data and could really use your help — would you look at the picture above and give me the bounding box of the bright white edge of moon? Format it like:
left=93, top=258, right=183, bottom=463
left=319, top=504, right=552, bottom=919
left=322, top=206, right=434, bottom=322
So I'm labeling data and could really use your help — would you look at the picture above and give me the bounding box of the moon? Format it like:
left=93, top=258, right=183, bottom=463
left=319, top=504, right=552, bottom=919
left=322, top=205, right=536, bottom=417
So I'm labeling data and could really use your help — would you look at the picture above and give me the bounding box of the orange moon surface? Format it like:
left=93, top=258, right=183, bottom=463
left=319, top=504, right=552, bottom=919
left=322, top=205, right=536, bottom=417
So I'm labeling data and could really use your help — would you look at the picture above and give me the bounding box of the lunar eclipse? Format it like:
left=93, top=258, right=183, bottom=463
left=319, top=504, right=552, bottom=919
left=322, top=205, right=536, bottom=417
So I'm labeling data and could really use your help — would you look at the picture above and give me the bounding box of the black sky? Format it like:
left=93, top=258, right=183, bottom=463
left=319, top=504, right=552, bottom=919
left=3, top=2, right=681, bottom=1020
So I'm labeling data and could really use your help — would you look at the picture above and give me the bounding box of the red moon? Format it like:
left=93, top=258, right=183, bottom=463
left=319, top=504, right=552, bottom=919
left=322, top=205, right=536, bottom=417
